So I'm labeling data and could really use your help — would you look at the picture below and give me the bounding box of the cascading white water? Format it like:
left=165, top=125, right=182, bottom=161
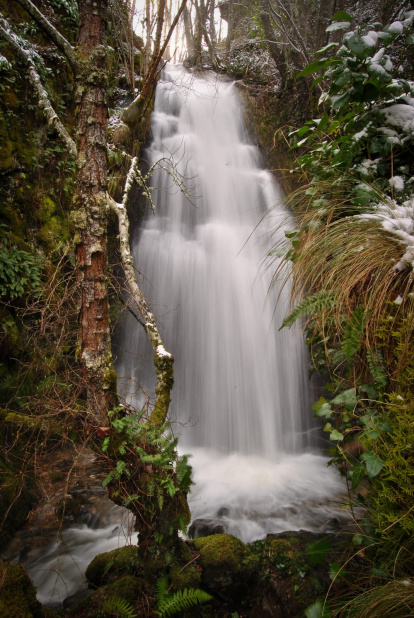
left=4, top=67, right=346, bottom=608
left=116, top=65, right=346, bottom=541
left=118, top=66, right=311, bottom=455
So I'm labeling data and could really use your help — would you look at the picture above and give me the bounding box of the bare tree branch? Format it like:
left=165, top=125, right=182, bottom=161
left=14, top=0, right=77, bottom=70
left=0, top=19, right=77, bottom=158
left=109, top=158, right=174, bottom=428
left=122, top=0, right=188, bottom=125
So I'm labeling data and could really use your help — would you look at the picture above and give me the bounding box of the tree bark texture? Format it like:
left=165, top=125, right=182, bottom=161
left=73, top=0, right=117, bottom=426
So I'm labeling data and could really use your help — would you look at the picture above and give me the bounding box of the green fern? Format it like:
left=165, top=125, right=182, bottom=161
left=101, top=595, right=137, bottom=617
left=367, top=349, right=387, bottom=392
left=341, top=305, right=367, bottom=363
left=281, top=290, right=336, bottom=329
left=155, top=576, right=213, bottom=617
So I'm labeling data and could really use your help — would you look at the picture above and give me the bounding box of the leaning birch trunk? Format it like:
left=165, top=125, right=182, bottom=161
left=109, top=158, right=174, bottom=428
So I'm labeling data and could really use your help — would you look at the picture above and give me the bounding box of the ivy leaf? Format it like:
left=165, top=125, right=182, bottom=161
left=359, top=384, right=377, bottom=401
left=348, top=462, right=366, bottom=490
left=361, top=451, right=383, bottom=478
left=329, top=429, right=344, bottom=441
left=312, top=396, right=327, bottom=411
left=330, top=388, right=357, bottom=408
left=376, top=419, right=393, bottom=433
left=360, top=428, right=380, bottom=440
left=315, top=403, right=333, bottom=418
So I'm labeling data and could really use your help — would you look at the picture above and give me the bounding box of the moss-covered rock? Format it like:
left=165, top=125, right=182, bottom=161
left=193, top=533, right=259, bottom=600
left=85, top=545, right=139, bottom=587
left=170, top=564, right=201, bottom=592
left=105, top=574, right=142, bottom=604
left=247, top=532, right=356, bottom=618
left=0, top=559, right=58, bottom=618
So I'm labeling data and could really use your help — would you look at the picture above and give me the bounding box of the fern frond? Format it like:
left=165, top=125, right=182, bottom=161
left=155, top=575, right=170, bottom=607
left=367, top=349, right=387, bottom=391
left=157, top=587, right=213, bottom=617
left=281, top=290, right=336, bottom=329
left=101, top=595, right=137, bottom=617
left=341, top=304, right=367, bottom=362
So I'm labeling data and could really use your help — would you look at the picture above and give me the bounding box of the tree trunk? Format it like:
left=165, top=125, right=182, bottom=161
left=226, top=0, right=234, bottom=53
left=183, top=4, right=195, bottom=58
left=73, top=0, right=117, bottom=427
left=259, top=11, right=289, bottom=90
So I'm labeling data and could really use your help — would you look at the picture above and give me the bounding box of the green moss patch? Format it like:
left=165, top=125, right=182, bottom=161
left=85, top=545, right=139, bottom=587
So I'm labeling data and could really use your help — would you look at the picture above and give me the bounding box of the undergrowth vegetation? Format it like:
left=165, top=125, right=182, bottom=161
left=274, top=8, right=414, bottom=615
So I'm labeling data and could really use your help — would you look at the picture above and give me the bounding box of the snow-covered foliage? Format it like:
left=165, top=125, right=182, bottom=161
left=0, top=53, right=12, bottom=71
left=291, top=8, right=414, bottom=270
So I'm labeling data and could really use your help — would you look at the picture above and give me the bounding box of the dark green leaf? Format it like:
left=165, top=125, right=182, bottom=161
left=360, top=429, right=380, bottom=440
left=307, top=537, right=332, bottom=565
left=345, top=33, right=376, bottom=59
left=361, top=451, right=383, bottom=478
left=331, top=388, right=357, bottom=408
left=330, top=93, right=351, bottom=109
left=377, top=31, right=395, bottom=45
left=329, top=561, right=347, bottom=580
left=348, top=463, right=366, bottom=491
left=316, top=42, right=339, bottom=55
left=332, top=10, right=353, bottom=22
left=359, top=384, right=377, bottom=401
left=326, top=21, right=351, bottom=33
left=297, top=59, right=335, bottom=77
left=376, top=420, right=393, bottom=433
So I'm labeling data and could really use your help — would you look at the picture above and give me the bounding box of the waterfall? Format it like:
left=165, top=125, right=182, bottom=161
left=117, top=66, right=311, bottom=456
left=4, top=67, right=346, bottom=608
left=115, top=66, right=345, bottom=541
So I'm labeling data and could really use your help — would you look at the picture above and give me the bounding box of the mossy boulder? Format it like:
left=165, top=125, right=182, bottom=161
left=193, top=533, right=259, bottom=600
left=106, top=574, right=142, bottom=604
left=247, top=532, right=356, bottom=618
left=85, top=545, right=139, bottom=587
left=0, top=560, right=58, bottom=618
left=170, top=564, right=201, bottom=592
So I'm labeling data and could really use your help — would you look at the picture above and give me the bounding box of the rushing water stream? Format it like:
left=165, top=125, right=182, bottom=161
left=116, top=65, right=346, bottom=541
left=3, top=66, right=346, bottom=607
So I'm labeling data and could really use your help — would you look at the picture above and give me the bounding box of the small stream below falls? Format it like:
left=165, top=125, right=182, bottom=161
left=3, top=66, right=347, bottom=607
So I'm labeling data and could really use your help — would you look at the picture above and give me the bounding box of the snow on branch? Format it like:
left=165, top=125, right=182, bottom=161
left=14, top=0, right=77, bottom=70
left=0, top=19, right=77, bottom=158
